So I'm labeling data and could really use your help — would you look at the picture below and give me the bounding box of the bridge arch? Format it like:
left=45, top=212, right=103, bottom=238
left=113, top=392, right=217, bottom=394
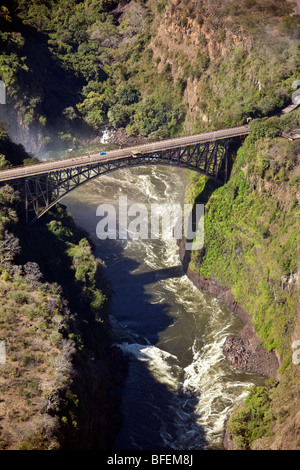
left=8, top=139, right=230, bottom=224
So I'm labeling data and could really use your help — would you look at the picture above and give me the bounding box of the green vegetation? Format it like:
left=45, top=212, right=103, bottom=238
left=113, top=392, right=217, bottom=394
left=0, top=0, right=186, bottom=148
left=0, top=0, right=299, bottom=451
left=0, top=126, right=35, bottom=166
left=227, top=381, right=275, bottom=449
left=190, top=110, right=300, bottom=358
left=0, top=140, right=122, bottom=450
left=188, top=109, right=300, bottom=449
left=149, top=0, right=299, bottom=132
left=1, top=0, right=298, bottom=150
left=227, top=365, right=300, bottom=450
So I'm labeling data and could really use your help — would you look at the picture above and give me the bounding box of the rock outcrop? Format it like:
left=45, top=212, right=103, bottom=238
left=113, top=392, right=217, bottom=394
left=178, top=239, right=280, bottom=379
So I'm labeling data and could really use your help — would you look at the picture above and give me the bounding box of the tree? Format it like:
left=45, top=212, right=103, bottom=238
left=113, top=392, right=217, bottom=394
left=118, top=84, right=140, bottom=106
left=23, top=157, right=40, bottom=166
left=24, top=261, right=43, bottom=287
left=0, top=153, right=11, bottom=169
left=107, top=103, right=130, bottom=128
left=0, top=231, right=20, bottom=265
left=77, top=92, right=106, bottom=129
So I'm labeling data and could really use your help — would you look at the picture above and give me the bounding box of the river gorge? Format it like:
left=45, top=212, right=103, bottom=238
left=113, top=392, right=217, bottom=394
left=55, top=149, right=266, bottom=450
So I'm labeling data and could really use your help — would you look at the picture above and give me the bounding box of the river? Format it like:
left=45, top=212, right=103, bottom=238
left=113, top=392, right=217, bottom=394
left=44, top=143, right=264, bottom=450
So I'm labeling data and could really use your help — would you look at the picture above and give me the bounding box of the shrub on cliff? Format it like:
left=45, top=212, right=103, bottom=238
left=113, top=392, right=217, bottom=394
left=227, top=383, right=275, bottom=449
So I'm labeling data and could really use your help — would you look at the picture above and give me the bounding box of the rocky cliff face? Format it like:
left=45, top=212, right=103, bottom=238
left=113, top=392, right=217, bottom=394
left=1, top=0, right=298, bottom=153
left=178, top=238, right=280, bottom=379
left=148, top=0, right=297, bottom=132
left=0, top=173, right=125, bottom=449
left=1, top=0, right=299, bottom=451
left=180, top=108, right=300, bottom=448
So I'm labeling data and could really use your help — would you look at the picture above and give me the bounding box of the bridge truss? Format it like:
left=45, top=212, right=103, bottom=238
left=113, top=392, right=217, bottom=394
left=6, top=139, right=229, bottom=224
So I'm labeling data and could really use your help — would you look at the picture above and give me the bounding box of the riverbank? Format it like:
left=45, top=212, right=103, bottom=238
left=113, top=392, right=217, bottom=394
left=177, top=112, right=300, bottom=449
left=178, top=239, right=280, bottom=379
left=0, top=189, right=127, bottom=449
left=177, top=237, right=283, bottom=450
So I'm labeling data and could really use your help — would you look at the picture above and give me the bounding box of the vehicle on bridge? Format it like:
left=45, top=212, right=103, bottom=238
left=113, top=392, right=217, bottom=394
left=0, top=124, right=252, bottom=224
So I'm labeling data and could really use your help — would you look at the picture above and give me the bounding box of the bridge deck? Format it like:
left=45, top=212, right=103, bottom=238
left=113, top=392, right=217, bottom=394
left=0, top=125, right=250, bottom=183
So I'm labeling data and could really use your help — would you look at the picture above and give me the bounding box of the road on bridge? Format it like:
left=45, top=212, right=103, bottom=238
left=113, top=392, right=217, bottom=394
left=0, top=125, right=250, bottom=183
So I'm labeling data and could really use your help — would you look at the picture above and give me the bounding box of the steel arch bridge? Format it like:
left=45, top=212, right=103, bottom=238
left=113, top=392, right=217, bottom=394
left=0, top=125, right=250, bottom=224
